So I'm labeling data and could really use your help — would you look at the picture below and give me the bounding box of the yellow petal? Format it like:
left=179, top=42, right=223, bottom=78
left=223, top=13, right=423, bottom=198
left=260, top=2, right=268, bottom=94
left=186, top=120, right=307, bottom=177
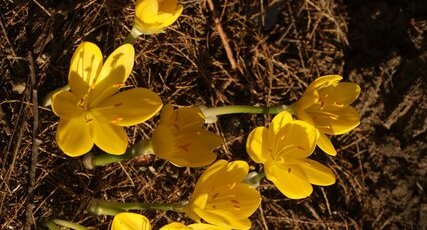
left=159, top=4, right=183, bottom=27
left=159, top=103, right=174, bottom=124
left=321, top=82, right=361, bottom=105
left=68, top=42, right=103, bottom=99
left=135, top=0, right=159, bottom=24
left=88, top=44, right=135, bottom=107
left=151, top=124, right=175, bottom=160
left=317, top=132, right=336, bottom=156
left=270, top=111, right=293, bottom=136
left=274, top=120, right=317, bottom=160
left=51, top=90, right=83, bottom=119
left=306, top=75, right=342, bottom=92
left=159, top=222, right=189, bottom=230
left=159, top=0, right=178, bottom=12
left=265, top=163, right=313, bottom=199
left=297, top=159, right=336, bottom=185
left=56, top=116, right=93, bottom=157
left=246, top=127, right=270, bottom=163
left=90, top=119, right=128, bottom=155
left=173, top=107, right=205, bottom=132
left=170, top=130, right=221, bottom=167
left=111, top=212, right=151, bottom=230
left=328, top=106, right=360, bottom=135
left=91, top=88, right=162, bottom=126
left=194, top=207, right=251, bottom=229
left=187, top=223, right=229, bottom=230
left=208, top=161, right=249, bottom=189
left=192, top=160, right=248, bottom=199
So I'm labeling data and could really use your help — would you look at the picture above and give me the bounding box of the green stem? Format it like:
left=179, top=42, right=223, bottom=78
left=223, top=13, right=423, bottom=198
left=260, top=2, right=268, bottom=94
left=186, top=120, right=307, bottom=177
left=83, top=140, right=153, bottom=169
left=244, top=169, right=266, bottom=188
left=44, top=219, right=88, bottom=230
left=123, top=26, right=143, bottom=44
left=201, top=105, right=292, bottom=122
left=88, top=199, right=185, bottom=216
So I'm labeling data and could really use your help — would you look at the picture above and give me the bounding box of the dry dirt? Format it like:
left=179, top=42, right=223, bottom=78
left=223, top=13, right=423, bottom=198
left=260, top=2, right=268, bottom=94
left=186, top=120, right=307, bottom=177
left=0, top=0, right=426, bottom=229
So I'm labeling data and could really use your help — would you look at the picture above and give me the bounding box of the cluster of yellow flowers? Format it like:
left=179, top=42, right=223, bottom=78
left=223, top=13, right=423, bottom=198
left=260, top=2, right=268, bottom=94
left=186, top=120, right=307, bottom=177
left=46, top=0, right=361, bottom=229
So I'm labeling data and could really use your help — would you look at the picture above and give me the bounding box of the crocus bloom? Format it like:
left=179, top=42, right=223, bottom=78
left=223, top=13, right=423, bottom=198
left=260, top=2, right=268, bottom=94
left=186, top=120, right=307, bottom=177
left=134, top=0, right=183, bottom=34
left=151, top=104, right=223, bottom=167
left=52, top=42, right=162, bottom=157
left=184, top=160, right=261, bottom=229
left=293, top=75, right=361, bottom=156
left=112, top=212, right=151, bottom=230
left=246, top=112, right=336, bottom=199
left=160, top=222, right=228, bottom=230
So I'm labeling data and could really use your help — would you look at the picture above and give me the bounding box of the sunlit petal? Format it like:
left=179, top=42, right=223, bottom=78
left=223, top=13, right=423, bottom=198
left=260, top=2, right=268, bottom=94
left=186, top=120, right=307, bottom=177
left=92, top=88, right=162, bottom=126
left=306, top=75, right=342, bottom=92
left=111, top=212, right=151, bottom=230
left=91, top=119, right=128, bottom=155
left=56, top=116, right=93, bottom=157
left=275, top=120, right=317, bottom=159
left=265, top=163, right=313, bottom=199
left=68, top=42, right=103, bottom=99
left=317, top=132, right=337, bottom=156
left=297, top=159, right=336, bottom=185
left=246, top=127, right=270, bottom=163
left=88, top=44, right=135, bottom=107
left=135, top=0, right=159, bottom=24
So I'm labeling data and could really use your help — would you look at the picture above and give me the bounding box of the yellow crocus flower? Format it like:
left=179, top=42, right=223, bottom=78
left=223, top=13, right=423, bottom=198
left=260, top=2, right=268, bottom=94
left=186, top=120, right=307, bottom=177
left=184, top=160, right=261, bottom=229
left=246, top=112, right=336, bottom=199
left=160, top=222, right=229, bottom=230
left=294, top=75, right=361, bottom=156
left=151, top=104, right=223, bottom=167
left=52, top=42, right=162, bottom=157
left=111, top=212, right=151, bottom=230
left=134, top=0, right=183, bottom=34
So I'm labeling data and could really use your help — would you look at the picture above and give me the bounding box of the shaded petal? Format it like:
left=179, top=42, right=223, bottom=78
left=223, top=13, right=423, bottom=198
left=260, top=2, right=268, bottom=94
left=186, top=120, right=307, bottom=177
left=265, top=163, right=313, bottom=199
left=68, top=42, right=103, bottom=99
left=88, top=44, right=135, bottom=107
left=92, top=88, right=162, bottom=126
left=111, top=212, right=151, bottom=230
left=170, top=130, right=221, bottom=167
left=91, top=118, right=128, bottom=155
left=151, top=125, right=175, bottom=160
left=321, top=82, right=361, bottom=105
left=317, top=133, right=336, bottom=156
left=51, top=90, right=83, bottom=119
left=246, top=127, right=270, bottom=163
left=307, top=75, right=342, bottom=92
left=159, top=0, right=178, bottom=12
left=328, top=106, right=360, bottom=135
left=275, top=120, right=317, bottom=160
left=206, top=183, right=261, bottom=219
left=56, top=116, right=93, bottom=157
left=297, top=159, right=336, bottom=185
left=159, top=4, right=183, bottom=27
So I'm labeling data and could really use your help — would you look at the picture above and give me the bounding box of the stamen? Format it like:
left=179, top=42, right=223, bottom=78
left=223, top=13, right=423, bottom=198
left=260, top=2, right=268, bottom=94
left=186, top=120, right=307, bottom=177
left=177, top=143, right=191, bottom=152
left=113, top=83, right=125, bottom=88
left=113, top=102, right=122, bottom=107
left=111, top=116, right=123, bottom=124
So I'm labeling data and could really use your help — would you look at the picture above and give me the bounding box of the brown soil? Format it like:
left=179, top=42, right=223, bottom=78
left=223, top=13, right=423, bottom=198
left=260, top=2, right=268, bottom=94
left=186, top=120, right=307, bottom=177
left=1, top=0, right=426, bottom=229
